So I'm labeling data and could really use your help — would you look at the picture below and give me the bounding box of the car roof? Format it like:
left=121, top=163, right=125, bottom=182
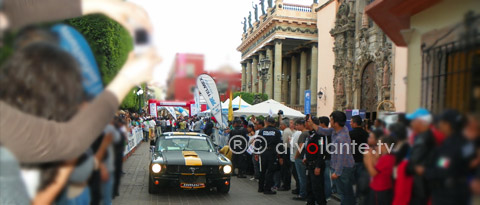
left=160, top=132, right=209, bottom=138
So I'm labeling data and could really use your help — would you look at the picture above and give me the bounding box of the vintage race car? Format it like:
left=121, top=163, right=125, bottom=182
left=148, top=132, right=232, bottom=194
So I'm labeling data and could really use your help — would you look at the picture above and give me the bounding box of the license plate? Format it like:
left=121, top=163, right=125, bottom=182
left=180, top=183, right=205, bottom=189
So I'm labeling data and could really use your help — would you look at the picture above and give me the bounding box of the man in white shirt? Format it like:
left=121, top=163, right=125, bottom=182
left=148, top=118, right=156, bottom=143
left=142, top=119, right=149, bottom=142
left=166, top=118, right=172, bottom=132
left=290, top=125, right=302, bottom=195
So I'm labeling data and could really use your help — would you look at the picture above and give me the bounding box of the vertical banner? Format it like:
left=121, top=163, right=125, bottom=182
left=238, top=95, right=242, bottom=110
left=149, top=103, right=157, bottom=117
left=166, top=107, right=177, bottom=120
left=352, top=109, right=359, bottom=116
left=228, top=90, right=233, bottom=121
left=196, top=74, right=225, bottom=129
left=190, top=104, right=197, bottom=116
left=193, top=88, right=201, bottom=116
left=304, top=90, right=311, bottom=115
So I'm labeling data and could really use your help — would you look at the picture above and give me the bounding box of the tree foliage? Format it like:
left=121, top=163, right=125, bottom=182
left=232, top=92, right=268, bottom=105
left=66, top=14, right=135, bottom=110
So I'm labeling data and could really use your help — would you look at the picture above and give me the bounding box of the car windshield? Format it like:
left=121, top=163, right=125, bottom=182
left=157, top=136, right=213, bottom=152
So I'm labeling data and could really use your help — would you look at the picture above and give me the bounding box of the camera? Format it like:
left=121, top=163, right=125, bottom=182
left=277, top=110, right=283, bottom=116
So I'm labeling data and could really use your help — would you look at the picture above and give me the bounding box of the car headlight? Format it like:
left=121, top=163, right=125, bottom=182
left=223, top=165, right=232, bottom=174
left=152, top=164, right=161, bottom=173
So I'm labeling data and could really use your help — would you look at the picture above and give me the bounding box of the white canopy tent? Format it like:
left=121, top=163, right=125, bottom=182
left=233, top=99, right=305, bottom=118
left=200, top=96, right=252, bottom=115
left=221, top=96, right=252, bottom=109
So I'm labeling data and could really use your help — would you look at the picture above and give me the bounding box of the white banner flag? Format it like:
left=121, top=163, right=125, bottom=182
left=193, top=88, right=201, bottom=115
left=196, top=74, right=225, bottom=129
left=165, top=107, right=177, bottom=120
left=149, top=103, right=157, bottom=118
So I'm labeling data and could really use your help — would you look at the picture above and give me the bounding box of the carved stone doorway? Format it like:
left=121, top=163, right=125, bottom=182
left=361, top=62, right=378, bottom=113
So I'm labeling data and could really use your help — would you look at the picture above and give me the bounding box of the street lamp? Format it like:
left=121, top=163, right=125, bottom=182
left=136, top=88, right=144, bottom=113
left=317, top=91, right=323, bottom=99
left=257, top=56, right=271, bottom=94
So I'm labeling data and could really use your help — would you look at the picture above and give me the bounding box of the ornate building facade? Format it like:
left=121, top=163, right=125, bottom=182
left=329, top=0, right=397, bottom=117
left=237, top=0, right=319, bottom=113
left=238, top=0, right=407, bottom=117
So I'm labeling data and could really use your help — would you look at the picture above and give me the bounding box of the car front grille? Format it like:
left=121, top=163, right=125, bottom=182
left=179, top=175, right=206, bottom=183
left=166, top=165, right=220, bottom=175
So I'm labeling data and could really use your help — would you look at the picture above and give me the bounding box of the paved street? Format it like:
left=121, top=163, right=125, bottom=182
left=113, top=142, right=340, bottom=205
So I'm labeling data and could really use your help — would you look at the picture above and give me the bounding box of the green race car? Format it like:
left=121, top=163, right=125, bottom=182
left=148, top=132, right=232, bottom=194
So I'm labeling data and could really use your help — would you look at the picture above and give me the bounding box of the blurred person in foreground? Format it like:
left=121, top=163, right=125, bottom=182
left=0, top=42, right=85, bottom=204
left=112, top=116, right=127, bottom=198
left=405, top=108, right=439, bottom=205
left=465, top=114, right=480, bottom=202
left=424, top=110, right=475, bottom=205
left=308, top=111, right=355, bottom=205
left=0, top=0, right=160, bottom=164
left=364, top=136, right=396, bottom=205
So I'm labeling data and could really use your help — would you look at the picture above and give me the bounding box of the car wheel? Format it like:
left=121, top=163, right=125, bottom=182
left=148, top=175, right=158, bottom=194
left=217, top=181, right=230, bottom=194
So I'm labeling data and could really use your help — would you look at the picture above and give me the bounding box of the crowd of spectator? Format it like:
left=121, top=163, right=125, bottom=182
left=221, top=108, right=480, bottom=205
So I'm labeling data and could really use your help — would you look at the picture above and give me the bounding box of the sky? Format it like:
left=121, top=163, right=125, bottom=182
left=128, top=0, right=314, bottom=87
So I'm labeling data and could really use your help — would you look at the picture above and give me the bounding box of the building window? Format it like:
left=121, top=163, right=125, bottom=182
left=186, top=64, right=195, bottom=78
left=421, top=13, right=480, bottom=114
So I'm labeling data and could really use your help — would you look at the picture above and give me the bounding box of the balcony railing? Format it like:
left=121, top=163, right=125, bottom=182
left=283, top=4, right=312, bottom=12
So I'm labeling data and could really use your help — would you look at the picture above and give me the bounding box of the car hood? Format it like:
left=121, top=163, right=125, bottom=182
left=158, top=151, right=226, bottom=166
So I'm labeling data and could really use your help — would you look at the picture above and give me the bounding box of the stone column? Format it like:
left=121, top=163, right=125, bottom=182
left=241, top=63, right=246, bottom=91
left=274, top=40, right=282, bottom=102
left=290, top=56, right=297, bottom=105
left=310, top=45, right=318, bottom=106
left=246, top=59, right=252, bottom=92
left=258, top=52, right=265, bottom=94
left=252, top=56, right=258, bottom=93
left=266, top=47, right=273, bottom=98
left=282, top=58, right=288, bottom=103
left=299, top=50, right=307, bottom=105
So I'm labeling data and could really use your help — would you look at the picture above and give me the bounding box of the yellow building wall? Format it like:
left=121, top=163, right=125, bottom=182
left=316, top=0, right=337, bottom=117
left=407, top=0, right=480, bottom=112
left=393, top=46, right=408, bottom=112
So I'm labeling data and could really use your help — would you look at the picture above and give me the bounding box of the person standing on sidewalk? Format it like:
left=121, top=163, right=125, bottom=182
left=318, top=116, right=333, bottom=201
left=308, top=111, right=355, bottom=205
left=229, top=119, right=249, bottom=178
left=292, top=119, right=309, bottom=201
left=250, top=119, right=264, bottom=181
left=142, top=118, right=149, bottom=142
left=304, top=117, right=327, bottom=205
left=349, top=115, right=369, bottom=203
left=257, top=117, right=283, bottom=195
left=278, top=119, right=293, bottom=191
